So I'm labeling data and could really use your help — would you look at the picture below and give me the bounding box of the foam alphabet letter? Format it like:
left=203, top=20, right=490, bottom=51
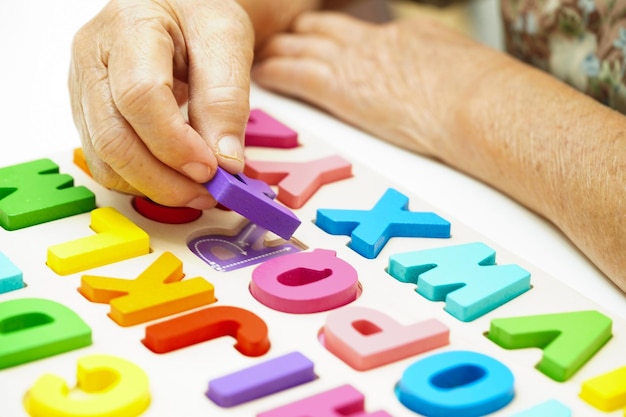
left=580, top=365, right=626, bottom=412
left=132, top=196, right=202, bottom=224
left=207, top=351, right=316, bottom=407
left=388, top=242, right=531, bottom=321
left=395, top=350, right=515, bottom=417
left=250, top=248, right=360, bottom=313
left=0, top=298, right=92, bottom=369
left=509, top=400, right=571, bottom=416
left=79, top=251, right=216, bottom=326
left=244, top=155, right=352, bottom=209
left=257, top=384, right=392, bottom=417
left=245, top=108, right=298, bottom=148
left=23, top=354, right=150, bottom=417
left=0, top=251, right=24, bottom=294
left=47, top=207, right=150, bottom=275
left=0, top=159, right=95, bottom=231
left=316, top=188, right=450, bottom=259
left=487, top=310, right=612, bottom=382
left=142, top=305, right=270, bottom=356
left=204, top=167, right=301, bottom=240
left=320, top=306, right=449, bottom=370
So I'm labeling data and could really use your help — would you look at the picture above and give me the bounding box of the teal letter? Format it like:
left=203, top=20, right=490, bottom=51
left=388, top=242, right=531, bottom=321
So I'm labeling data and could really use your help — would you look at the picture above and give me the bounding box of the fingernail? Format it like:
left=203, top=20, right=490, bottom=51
left=182, top=162, right=211, bottom=183
left=216, top=135, right=244, bottom=164
left=186, top=195, right=215, bottom=210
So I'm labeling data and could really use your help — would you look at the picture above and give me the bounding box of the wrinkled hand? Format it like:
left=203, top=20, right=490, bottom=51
left=69, top=0, right=253, bottom=209
left=252, top=12, right=499, bottom=158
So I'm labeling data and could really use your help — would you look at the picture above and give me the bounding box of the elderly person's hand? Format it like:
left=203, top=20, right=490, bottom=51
left=70, top=0, right=254, bottom=209
left=252, top=12, right=498, bottom=158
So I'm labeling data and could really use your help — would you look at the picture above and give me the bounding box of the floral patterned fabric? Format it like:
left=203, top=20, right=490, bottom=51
left=501, top=0, right=626, bottom=112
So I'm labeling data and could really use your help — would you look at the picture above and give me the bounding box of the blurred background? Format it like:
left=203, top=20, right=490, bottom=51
left=394, top=0, right=503, bottom=49
left=331, top=0, right=504, bottom=50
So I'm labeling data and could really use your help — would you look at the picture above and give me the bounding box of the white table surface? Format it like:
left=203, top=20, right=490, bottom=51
left=1, top=0, right=624, bottom=326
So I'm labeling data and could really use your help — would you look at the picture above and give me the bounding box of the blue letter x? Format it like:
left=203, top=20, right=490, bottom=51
left=315, top=188, right=450, bottom=259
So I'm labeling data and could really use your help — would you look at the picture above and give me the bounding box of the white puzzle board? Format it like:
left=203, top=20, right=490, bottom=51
left=1, top=89, right=625, bottom=417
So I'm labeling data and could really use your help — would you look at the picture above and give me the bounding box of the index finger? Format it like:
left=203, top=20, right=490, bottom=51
left=108, top=18, right=219, bottom=184
left=176, top=0, right=255, bottom=174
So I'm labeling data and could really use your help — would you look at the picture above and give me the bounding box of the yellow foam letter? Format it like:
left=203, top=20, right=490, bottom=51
left=79, top=251, right=216, bottom=326
left=47, top=207, right=150, bottom=275
left=580, top=365, right=626, bottom=412
left=23, top=354, right=150, bottom=417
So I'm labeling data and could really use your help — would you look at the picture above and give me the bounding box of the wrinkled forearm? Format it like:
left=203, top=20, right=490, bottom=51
left=443, top=51, right=626, bottom=293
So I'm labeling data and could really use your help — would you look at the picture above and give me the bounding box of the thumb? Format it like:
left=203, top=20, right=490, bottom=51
left=178, top=1, right=254, bottom=174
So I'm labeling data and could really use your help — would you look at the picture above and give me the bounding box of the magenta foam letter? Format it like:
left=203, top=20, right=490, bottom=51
left=257, top=384, right=391, bottom=417
left=250, top=249, right=360, bottom=313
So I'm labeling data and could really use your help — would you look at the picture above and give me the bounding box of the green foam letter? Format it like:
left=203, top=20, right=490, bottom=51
left=0, top=298, right=92, bottom=369
left=0, top=159, right=95, bottom=230
left=487, top=310, right=612, bottom=382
